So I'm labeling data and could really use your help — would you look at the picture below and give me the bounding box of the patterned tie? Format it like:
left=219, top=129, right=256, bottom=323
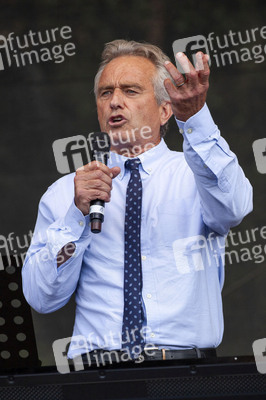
left=121, top=158, right=145, bottom=359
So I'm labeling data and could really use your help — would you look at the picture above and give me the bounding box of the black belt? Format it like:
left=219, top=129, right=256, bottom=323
left=138, top=347, right=216, bottom=360
left=81, top=347, right=217, bottom=366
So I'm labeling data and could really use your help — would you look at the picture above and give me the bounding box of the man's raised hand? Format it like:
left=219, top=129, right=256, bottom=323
left=164, top=51, right=210, bottom=122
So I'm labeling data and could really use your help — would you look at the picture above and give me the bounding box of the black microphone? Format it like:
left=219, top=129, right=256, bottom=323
left=88, top=132, right=111, bottom=234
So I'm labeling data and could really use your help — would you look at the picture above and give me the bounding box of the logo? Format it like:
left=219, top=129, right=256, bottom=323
left=0, top=255, right=4, bottom=271
left=52, top=331, right=156, bottom=374
left=53, top=335, right=88, bottom=374
left=173, top=26, right=266, bottom=72
left=172, top=35, right=211, bottom=73
left=0, top=230, right=33, bottom=270
left=53, top=135, right=92, bottom=174
left=172, top=235, right=211, bottom=274
left=0, top=26, right=76, bottom=71
left=252, top=138, right=266, bottom=174
left=0, top=35, right=11, bottom=71
left=253, top=338, right=266, bottom=374
left=53, top=132, right=112, bottom=174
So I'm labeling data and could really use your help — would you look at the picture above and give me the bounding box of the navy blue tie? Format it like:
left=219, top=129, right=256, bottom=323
left=121, top=158, right=145, bottom=359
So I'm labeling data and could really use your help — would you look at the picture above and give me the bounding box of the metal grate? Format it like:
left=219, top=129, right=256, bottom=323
left=0, top=255, right=40, bottom=369
left=0, top=385, right=63, bottom=400
left=146, top=374, right=266, bottom=399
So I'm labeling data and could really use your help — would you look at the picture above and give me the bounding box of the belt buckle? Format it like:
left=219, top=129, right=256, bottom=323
left=143, top=345, right=159, bottom=360
left=144, top=346, right=166, bottom=360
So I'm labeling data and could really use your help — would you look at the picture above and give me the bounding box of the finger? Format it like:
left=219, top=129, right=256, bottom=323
left=197, top=53, right=210, bottom=85
left=194, top=52, right=204, bottom=72
left=77, top=188, right=111, bottom=204
left=175, top=52, right=192, bottom=75
left=164, top=77, right=183, bottom=100
left=89, top=190, right=111, bottom=202
left=86, top=178, right=112, bottom=194
left=76, top=161, right=112, bottom=177
left=165, top=54, right=198, bottom=91
left=110, top=166, right=121, bottom=179
left=164, top=60, right=187, bottom=87
left=81, top=168, right=113, bottom=187
left=176, top=52, right=206, bottom=89
left=75, top=178, right=112, bottom=201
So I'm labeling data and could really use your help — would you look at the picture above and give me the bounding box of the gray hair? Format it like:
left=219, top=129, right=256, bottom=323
left=94, top=39, right=173, bottom=137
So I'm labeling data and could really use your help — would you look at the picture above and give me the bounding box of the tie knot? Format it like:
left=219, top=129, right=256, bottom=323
left=125, top=158, right=141, bottom=171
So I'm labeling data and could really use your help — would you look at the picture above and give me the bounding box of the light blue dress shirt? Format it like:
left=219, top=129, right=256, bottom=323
left=22, top=104, right=253, bottom=358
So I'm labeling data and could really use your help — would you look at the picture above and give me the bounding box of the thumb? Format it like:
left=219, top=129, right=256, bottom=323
left=110, top=166, right=121, bottom=179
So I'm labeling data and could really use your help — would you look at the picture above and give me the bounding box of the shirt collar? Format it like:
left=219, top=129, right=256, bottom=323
left=108, top=139, right=169, bottom=180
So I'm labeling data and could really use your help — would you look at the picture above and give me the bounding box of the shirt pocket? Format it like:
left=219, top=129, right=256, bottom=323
left=157, top=198, right=200, bottom=246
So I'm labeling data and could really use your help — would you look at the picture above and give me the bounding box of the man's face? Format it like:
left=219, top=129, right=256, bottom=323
left=96, top=55, right=172, bottom=156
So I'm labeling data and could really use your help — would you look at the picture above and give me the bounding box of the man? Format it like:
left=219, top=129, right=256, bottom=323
left=22, top=40, right=252, bottom=364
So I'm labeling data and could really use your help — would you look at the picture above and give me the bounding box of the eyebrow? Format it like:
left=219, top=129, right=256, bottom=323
left=98, top=83, right=143, bottom=93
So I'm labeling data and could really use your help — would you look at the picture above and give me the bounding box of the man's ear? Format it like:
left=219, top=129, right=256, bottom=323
left=159, top=101, right=173, bottom=126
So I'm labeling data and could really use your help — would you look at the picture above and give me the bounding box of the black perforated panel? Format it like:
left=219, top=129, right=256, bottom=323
left=146, top=374, right=266, bottom=399
left=0, top=385, right=63, bottom=400
left=0, top=255, right=40, bottom=369
left=1, top=366, right=266, bottom=400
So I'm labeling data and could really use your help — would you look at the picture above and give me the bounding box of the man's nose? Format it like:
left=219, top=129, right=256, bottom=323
left=110, top=88, right=124, bottom=109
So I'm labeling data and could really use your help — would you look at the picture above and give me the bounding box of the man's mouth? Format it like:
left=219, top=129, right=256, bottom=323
left=108, top=115, right=127, bottom=127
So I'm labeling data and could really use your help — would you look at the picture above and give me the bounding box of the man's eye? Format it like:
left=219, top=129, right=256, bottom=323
left=101, top=91, right=111, bottom=97
left=126, top=89, right=137, bottom=95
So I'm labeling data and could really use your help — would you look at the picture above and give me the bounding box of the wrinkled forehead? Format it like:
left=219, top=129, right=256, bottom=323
left=98, top=55, right=157, bottom=89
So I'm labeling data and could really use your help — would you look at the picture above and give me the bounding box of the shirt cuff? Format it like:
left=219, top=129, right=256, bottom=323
left=46, top=200, right=91, bottom=256
left=175, top=103, right=220, bottom=146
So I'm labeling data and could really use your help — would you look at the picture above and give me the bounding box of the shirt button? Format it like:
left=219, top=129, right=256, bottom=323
left=179, top=128, right=184, bottom=134
left=187, top=128, right=193, bottom=134
left=147, top=293, right=152, bottom=299
left=79, top=221, right=84, bottom=227
left=150, top=333, right=155, bottom=338
left=147, top=168, right=152, bottom=173
left=142, top=255, right=147, bottom=261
